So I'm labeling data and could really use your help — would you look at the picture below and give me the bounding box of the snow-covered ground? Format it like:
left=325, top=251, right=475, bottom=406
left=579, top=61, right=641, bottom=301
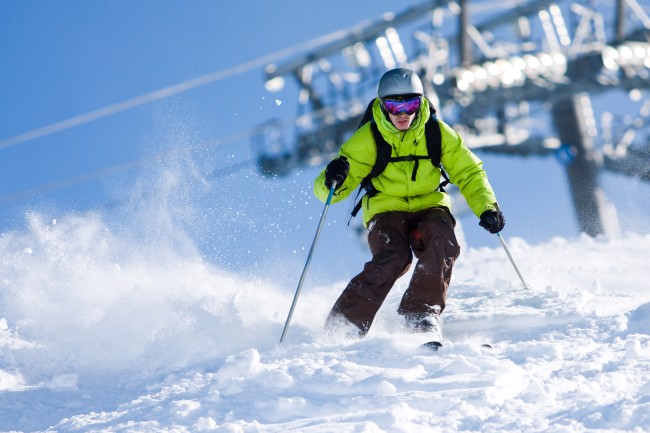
left=1, top=212, right=650, bottom=432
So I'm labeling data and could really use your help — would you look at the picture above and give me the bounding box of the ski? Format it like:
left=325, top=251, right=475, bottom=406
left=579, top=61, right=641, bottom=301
left=422, top=341, right=443, bottom=351
left=421, top=341, right=493, bottom=351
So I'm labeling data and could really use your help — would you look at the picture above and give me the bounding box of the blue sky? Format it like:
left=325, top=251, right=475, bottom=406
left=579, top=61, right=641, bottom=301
left=1, top=1, right=649, bottom=282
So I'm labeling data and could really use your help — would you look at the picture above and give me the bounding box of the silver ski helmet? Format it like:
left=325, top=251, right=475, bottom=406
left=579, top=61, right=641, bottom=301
left=378, top=68, right=424, bottom=98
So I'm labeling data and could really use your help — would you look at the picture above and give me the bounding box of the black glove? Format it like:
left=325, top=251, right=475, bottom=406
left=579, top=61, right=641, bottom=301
left=325, top=157, right=349, bottom=190
left=479, top=209, right=505, bottom=234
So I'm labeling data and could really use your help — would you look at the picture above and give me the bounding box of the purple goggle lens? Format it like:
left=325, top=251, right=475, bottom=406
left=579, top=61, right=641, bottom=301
left=382, top=96, right=421, bottom=115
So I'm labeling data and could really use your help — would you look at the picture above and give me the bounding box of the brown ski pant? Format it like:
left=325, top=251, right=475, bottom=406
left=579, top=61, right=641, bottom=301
left=328, top=207, right=461, bottom=335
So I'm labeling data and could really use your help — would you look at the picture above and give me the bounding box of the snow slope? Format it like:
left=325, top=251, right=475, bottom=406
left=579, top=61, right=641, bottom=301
left=1, top=210, right=650, bottom=432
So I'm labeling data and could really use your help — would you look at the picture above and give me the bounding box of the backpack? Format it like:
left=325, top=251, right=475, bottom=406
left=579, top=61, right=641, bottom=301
left=350, top=98, right=451, bottom=219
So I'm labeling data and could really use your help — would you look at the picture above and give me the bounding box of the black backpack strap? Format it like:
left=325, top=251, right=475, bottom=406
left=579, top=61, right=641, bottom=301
left=358, top=99, right=376, bottom=128
left=424, top=117, right=441, bottom=167
left=350, top=120, right=391, bottom=218
left=423, top=113, right=451, bottom=192
left=369, top=122, right=392, bottom=179
left=438, top=166, right=451, bottom=192
left=387, top=154, right=429, bottom=181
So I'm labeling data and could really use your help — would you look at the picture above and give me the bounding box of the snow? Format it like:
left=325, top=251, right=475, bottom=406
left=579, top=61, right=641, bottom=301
left=2, top=211, right=650, bottom=432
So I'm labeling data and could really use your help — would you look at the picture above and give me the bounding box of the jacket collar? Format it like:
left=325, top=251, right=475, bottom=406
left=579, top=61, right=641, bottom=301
left=372, top=97, right=429, bottom=144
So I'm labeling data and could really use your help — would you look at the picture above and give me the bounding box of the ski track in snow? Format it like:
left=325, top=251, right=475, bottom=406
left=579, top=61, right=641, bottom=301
left=1, top=214, right=650, bottom=432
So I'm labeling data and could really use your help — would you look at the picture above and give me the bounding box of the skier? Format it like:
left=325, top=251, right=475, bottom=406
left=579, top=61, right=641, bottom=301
left=313, top=67, right=505, bottom=339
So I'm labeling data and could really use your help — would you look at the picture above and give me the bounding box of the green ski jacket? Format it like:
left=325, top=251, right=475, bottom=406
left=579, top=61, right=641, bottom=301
left=314, top=98, right=499, bottom=226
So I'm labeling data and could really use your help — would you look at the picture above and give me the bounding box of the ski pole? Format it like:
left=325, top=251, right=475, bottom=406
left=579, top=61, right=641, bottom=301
left=280, top=181, right=337, bottom=344
left=497, top=232, right=529, bottom=290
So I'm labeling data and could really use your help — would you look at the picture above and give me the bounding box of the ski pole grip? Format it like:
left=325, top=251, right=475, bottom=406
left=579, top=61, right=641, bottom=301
left=326, top=181, right=337, bottom=202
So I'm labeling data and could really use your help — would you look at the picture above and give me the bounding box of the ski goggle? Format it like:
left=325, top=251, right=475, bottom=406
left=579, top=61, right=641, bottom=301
left=382, top=96, right=421, bottom=115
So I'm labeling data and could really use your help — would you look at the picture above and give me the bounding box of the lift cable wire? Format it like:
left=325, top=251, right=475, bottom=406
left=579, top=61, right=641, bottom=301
left=0, top=24, right=380, bottom=151
left=0, top=127, right=259, bottom=205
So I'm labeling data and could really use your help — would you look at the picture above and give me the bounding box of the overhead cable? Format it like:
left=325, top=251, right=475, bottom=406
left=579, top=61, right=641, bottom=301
left=0, top=127, right=258, bottom=204
left=0, top=26, right=364, bottom=151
